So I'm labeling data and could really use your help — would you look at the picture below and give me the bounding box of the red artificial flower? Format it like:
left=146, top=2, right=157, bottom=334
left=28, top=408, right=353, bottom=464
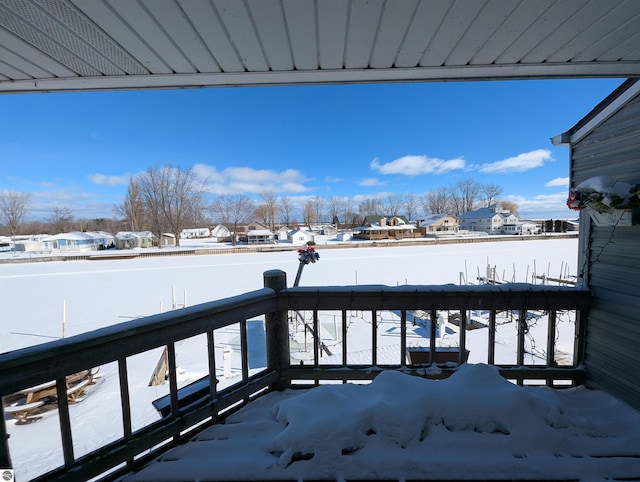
left=566, top=191, right=585, bottom=210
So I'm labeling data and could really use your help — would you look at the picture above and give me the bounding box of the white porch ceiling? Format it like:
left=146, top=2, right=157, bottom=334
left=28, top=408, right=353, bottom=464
left=1, top=0, right=640, bottom=94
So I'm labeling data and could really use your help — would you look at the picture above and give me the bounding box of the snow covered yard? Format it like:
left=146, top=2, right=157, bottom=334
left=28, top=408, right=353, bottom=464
left=2, top=238, right=640, bottom=481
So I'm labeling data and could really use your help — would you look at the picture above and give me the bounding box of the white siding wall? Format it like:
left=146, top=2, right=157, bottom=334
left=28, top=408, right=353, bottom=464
left=571, top=90, right=640, bottom=410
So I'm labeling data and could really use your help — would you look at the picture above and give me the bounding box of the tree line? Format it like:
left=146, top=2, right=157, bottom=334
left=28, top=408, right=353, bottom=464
left=1, top=165, right=519, bottom=246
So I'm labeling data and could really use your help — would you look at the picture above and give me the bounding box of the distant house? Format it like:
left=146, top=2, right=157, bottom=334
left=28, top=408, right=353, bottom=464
left=313, top=224, right=338, bottom=236
left=115, top=231, right=154, bottom=249
left=180, top=228, right=211, bottom=239
left=42, top=231, right=115, bottom=252
left=247, top=229, right=275, bottom=245
left=14, top=239, right=46, bottom=252
left=277, top=226, right=290, bottom=241
left=209, top=225, right=232, bottom=242
left=354, top=216, right=417, bottom=240
left=160, top=233, right=176, bottom=247
left=287, top=228, right=315, bottom=246
left=336, top=232, right=352, bottom=242
left=352, top=223, right=388, bottom=240
left=459, top=205, right=518, bottom=234
left=416, top=215, right=459, bottom=236
left=501, top=222, right=539, bottom=235
left=236, top=222, right=269, bottom=243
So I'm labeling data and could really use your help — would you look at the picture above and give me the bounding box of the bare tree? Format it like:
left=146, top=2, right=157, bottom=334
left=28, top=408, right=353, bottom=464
left=449, top=179, right=481, bottom=217
left=341, top=197, right=358, bottom=226
left=358, top=198, right=383, bottom=219
left=48, top=206, right=74, bottom=233
left=498, top=200, right=520, bottom=216
left=113, top=177, right=145, bottom=231
left=327, top=196, right=344, bottom=226
left=421, top=188, right=449, bottom=215
left=311, top=195, right=325, bottom=225
left=403, top=192, right=419, bottom=221
left=137, top=165, right=206, bottom=247
left=480, top=183, right=504, bottom=207
left=385, top=194, right=404, bottom=217
left=278, top=196, right=293, bottom=226
left=259, top=190, right=278, bottom=231
left=253, top=204, right=269, bottom=227
left=211, top=194, right=254, bottom=246
left=0, top=190, right=32, bottom=237
left=302, top=199, right=316, bottom=227
left=137, top=166, right=166, bottom=247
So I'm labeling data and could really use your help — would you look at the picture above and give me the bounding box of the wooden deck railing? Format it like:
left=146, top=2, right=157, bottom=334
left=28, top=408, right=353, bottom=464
left=0, top=270, right=590, bottom=481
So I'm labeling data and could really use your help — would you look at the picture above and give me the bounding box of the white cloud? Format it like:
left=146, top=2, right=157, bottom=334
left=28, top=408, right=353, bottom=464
left=359, top=177, right=385, bottom=187
left=352, top=192, right=393, bottom=203
left=546, top=177, right=569, bottom=187
left=195, top=164, right=311, bottom=195
left=479, top=149, right=552, bottom=174
left=370, top=155, right=466, bottom=176
left=325, top=176, right=344, bottom=183
left=192, top=164, right=226, bottom=183
left=502, top=191, right=572, bottom=219
left=88, top=173, right=130, bottom=186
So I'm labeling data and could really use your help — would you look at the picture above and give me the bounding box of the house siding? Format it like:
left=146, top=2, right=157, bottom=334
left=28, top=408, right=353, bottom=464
left=570, top=90, right=640, bottom=410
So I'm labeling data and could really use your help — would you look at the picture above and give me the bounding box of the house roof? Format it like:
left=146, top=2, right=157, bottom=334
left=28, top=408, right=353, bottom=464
left=1, top=1, right=639, bottom=95
left=418, top=214, right=455, bottom=224
left=210, top=224, right=230, bottom=235
left=460, top=206, right=516, bottom=220
left=49, top=231, right=114, bottom=241
left=551, top=78, right=640, bottom=145
left=289, top=229, right=314, bottom=237
left=363, top=215, right=411, bottom=225
left=115, top=231, right=153, bottom=239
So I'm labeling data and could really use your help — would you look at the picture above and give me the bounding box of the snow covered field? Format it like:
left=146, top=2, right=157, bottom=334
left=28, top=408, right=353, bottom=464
left=3, top=238, right=640, bottom=480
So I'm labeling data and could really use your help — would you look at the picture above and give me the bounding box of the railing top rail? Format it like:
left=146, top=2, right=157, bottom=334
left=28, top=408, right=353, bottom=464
left=0, top=288, right=276, bottom=396
left=279, top=284, right=591, bottom=311
left=0, top=283, right=591, bottom=397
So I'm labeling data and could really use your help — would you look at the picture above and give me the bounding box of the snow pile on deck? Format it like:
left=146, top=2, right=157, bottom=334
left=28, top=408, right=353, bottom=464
left=123, top=364, right=640, bottom=481
left=271, top=364, right=562, bottom=463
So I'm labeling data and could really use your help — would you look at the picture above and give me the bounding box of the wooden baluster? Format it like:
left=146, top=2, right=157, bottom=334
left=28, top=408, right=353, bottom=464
left=118, top=358, right=134, bottom=469
left=371, top=310, right=377, bottom=366
left=56, top=377, right=74, bottom=468
left=488, top=310, right=497, bottom=365
left=240, top=320, right=249, bottom=383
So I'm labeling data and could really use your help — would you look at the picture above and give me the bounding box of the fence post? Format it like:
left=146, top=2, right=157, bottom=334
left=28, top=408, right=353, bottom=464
left=264, top=270, right=290, bottom=389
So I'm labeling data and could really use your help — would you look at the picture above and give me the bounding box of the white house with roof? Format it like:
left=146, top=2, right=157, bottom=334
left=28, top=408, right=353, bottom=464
left=459, top=205, right=518, bottom=234
left=416, top=215, right=459, bottom=236
left=247, top=229, right=275, bottom=245
left=287, top=228, right=316, bottom=246
left=45, top=231, right=115, bottom=251
left=501, top=222, right=540, bottom=235
left=115, top=231, right=155, bottom=249
left=180, top=228, right=210, bottom=239
left=210, top=225, right=232, bottom=242
left=277, top=226, right=290, bottom=241
left=353, top=216, right=417, bottom=240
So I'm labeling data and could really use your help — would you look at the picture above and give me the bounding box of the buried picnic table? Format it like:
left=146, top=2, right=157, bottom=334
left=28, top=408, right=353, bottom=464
left=3, top=369, right=98, bottom=423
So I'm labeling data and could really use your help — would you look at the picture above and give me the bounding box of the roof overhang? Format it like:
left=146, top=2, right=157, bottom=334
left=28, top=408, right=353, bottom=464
left=1, top=0, right=640, bottom=95
left=551, top=78, right=640, bottom=145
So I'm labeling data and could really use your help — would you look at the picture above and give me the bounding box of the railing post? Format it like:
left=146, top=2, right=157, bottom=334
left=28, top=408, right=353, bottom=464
left=264, top=270, right=290, bottom=389
left=0, top=400, right=11, bottom=470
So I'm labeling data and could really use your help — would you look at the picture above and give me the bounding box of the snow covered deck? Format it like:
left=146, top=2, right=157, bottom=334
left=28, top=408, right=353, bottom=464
left=119, top=365, right=640, bottom=481
left=4, top=270, right=637, bottom=482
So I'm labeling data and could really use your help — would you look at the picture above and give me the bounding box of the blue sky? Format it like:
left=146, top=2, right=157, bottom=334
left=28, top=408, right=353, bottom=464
left=0, top=78, right=624, bottom=222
